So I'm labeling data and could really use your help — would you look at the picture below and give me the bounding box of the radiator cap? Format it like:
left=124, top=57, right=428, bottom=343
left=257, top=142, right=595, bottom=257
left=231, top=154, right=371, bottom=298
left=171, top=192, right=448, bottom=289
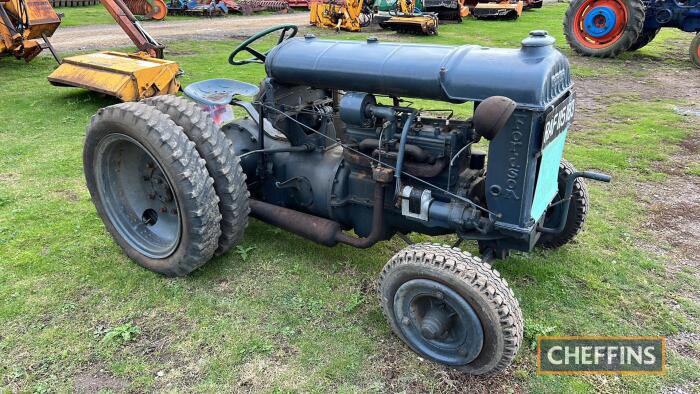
left=522, top=30, right=555, bottom=47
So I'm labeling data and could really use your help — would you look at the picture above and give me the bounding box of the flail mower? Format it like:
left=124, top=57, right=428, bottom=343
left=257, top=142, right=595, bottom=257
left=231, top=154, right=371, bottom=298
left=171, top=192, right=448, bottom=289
left=82, top=26, right=611, bottom=374
left=564, top=0, right=700, bottom=68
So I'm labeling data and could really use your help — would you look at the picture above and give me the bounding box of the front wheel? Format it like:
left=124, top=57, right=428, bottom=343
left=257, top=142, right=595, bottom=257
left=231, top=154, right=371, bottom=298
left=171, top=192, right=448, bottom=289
left=563, top=0, right=645, bottom=57
left=378, top=243, right=523, bottom=375
left=691, top=33, right=700, bottom=69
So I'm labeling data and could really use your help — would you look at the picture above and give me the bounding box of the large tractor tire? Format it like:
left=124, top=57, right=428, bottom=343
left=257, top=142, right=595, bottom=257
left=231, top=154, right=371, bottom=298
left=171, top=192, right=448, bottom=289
left=537, top=159, right=589, bottom=249
left=564, top=0, right=645, bottom=58
left=379, top=243, right=523, bottom=375
left=691, top=33, right=700, bottom=69
left=143, top=95, right=250, bottom=256
left=84, top=102, right=222, bottom=276
left=628, top=28, right=660, bottom=51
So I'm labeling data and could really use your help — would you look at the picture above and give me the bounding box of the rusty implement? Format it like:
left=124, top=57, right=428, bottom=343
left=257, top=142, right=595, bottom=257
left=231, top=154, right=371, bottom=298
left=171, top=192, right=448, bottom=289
left=0, top=0, right=61, bottom=62
left=47, top=51, right=180, bottom=101
left=471, top=0, right=522, bottom=19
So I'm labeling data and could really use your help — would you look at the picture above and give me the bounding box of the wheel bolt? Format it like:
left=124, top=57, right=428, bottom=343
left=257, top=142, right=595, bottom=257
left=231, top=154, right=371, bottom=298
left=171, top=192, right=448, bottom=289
left=434, top=292, right=444, bottom=300
left=402, top=316, right=411, bottom=327
left=160, top=207, right=167, bottom=213
left=148, top=192, right=156, bottom=199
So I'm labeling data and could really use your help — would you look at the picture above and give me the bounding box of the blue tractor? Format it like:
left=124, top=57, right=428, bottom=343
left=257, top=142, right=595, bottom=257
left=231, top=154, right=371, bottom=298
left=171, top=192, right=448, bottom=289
left=82, top=26, right=610, bottom=374
left=564, top=0, right=700, bottom=67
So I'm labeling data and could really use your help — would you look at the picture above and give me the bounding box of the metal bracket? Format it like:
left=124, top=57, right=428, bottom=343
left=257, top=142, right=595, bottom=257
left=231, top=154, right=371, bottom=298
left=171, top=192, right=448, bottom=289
left=401, top=186, right=432, bottom=221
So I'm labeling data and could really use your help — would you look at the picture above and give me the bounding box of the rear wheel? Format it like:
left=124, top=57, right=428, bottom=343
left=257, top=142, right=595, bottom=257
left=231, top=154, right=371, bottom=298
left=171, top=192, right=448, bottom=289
left=84, top=102, right=221, bottom=276
left=537, top=159, right=589, bottom=249
left=564, top=0, right=645, bottom=57
left=143, top=95, right=250, bottom=256
left=379, top=243, right=523, bottom=375
left=691, top=33, right=700, bottom=69
left=628, top=28, right=660, bottom=51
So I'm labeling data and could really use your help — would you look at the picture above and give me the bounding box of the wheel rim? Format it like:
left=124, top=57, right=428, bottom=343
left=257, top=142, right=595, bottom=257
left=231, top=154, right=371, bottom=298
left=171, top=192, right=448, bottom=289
left=95, top=133, right=181, bottom=259
left=573, top=0, right=628, bottom=49
left=393, top=279, right=484, bottom=366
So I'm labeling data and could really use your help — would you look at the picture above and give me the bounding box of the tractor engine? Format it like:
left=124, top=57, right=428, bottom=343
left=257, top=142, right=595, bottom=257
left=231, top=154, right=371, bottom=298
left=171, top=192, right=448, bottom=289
left=223, top=30, right=582, bottom=256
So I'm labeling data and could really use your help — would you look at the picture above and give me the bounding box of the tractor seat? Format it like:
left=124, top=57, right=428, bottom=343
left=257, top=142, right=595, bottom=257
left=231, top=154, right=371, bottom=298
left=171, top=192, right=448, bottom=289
left=183, top=79, right=260, bottom=106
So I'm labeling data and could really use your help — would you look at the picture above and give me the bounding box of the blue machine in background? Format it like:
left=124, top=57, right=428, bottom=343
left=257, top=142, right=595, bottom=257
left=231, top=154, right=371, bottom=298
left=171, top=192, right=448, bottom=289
left=565, top=0, right=700, bottom=67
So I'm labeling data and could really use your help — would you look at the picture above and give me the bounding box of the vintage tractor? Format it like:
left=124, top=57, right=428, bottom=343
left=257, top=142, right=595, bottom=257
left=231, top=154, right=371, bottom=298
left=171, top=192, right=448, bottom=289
left=82, top=26, right=610, bottom=374
left=564, top=0, right=700, bottom=68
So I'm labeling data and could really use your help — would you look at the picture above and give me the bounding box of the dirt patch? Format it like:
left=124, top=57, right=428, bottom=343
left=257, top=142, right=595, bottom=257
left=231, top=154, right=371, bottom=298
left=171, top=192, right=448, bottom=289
left=370, top=337, right=528, bottom=393
left=74, top=372, right=128, bottom=393
left=49, top=13, right=310, bottom=53
left=571, top=55, right=700, bottom=130
left=0, top=172, right=19, bottom=184
left=55, top=189, right=80, bottom=202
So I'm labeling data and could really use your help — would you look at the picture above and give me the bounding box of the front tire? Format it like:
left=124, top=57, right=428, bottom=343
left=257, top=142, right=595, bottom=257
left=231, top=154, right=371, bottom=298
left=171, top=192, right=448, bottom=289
left=564, top=0, right=645, bottom=57
left=378, top=243, right=523, bottom=375
left=84, top=102, right=222, bottom=276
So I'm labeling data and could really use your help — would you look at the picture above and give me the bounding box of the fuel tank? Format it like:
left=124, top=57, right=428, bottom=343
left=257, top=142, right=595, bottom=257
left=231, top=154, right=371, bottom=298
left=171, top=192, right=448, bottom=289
left=265, top=31, right=572, bottom=109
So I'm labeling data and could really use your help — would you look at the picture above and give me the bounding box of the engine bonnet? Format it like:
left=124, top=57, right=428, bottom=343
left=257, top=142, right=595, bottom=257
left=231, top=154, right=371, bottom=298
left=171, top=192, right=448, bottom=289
left=264, top=31, right=572, bottom=109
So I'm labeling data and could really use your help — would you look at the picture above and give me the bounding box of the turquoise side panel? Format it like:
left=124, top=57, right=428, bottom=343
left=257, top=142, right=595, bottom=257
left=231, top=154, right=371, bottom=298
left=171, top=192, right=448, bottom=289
left=530, top=129, right=567, bottom=221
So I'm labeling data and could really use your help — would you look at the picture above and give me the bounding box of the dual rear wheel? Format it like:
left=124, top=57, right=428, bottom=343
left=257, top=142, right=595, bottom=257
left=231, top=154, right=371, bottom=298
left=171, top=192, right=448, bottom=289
left=83, top=98, right=249, bottom=277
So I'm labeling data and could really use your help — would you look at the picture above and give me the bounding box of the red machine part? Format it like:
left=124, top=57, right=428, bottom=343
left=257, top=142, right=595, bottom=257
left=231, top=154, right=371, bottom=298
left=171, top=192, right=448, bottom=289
left=236, top=0, right=288, bottom=13
left=122, top=0, right=168, bottom=19
left=286, top=0, right=308, bottom=6
left=100, top=0, right=165, bottom=56
left=571, top=0, right=628, bottom=49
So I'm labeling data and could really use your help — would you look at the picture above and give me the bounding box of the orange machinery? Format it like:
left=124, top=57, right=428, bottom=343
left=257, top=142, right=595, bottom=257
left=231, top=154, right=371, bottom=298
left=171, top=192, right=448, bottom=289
left=0, top=0, right=61, bottom=62
left=47, top=0, right=180, bottom=100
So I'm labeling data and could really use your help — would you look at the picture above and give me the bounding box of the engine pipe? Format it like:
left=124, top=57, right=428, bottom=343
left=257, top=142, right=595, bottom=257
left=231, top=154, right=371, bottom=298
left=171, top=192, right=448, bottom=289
left=249, top=180, right=388, bottom=249
left=395, top=110, right=417, bottom=196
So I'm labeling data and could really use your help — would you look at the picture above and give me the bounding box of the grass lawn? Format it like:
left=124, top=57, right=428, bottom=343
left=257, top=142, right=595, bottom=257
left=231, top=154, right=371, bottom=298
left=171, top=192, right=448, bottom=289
left=2, top=3, right=699, bottom=392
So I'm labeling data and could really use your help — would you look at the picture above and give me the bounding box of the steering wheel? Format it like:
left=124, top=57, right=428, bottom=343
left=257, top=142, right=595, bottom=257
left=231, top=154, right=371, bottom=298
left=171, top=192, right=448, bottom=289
left=228, top=24, right=298, bottom=66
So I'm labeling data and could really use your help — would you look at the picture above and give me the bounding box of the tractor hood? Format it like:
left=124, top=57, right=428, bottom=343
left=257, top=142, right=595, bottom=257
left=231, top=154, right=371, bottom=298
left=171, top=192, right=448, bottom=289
left=265, top=31, right=572, bottom=109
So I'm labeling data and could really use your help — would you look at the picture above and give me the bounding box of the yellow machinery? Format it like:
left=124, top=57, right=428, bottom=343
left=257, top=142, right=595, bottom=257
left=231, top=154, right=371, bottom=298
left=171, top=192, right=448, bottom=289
left=376, top=0, right=438, bottom=35
left=0, top=0, right=179, bottom=101
left=0, top=0, right=61, bottom=62
left=471, top=0, right=523, bottom=19
left=309, top=0, right=368, bottom=32
left=47, top=0, right=180, bottom=101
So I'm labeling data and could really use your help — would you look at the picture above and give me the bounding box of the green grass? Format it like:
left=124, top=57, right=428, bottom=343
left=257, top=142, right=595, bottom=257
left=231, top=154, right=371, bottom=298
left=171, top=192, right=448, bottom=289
left=2, top=3, right=699, bottom=392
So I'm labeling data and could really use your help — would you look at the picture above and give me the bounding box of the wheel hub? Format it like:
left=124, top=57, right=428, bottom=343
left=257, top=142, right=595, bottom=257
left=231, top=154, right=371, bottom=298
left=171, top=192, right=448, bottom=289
left=573, top=0, right=629, bottom=48
left=394, top=279, right=484, bottom=366
left=584, top=6, right=617, bottom=37
left=95, top=133, right=181, bottom=259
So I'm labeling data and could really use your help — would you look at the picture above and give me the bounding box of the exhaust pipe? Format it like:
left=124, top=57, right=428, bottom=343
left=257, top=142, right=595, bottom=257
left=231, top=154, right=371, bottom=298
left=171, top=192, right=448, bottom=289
left=249, top=183, right=386, bottom=249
